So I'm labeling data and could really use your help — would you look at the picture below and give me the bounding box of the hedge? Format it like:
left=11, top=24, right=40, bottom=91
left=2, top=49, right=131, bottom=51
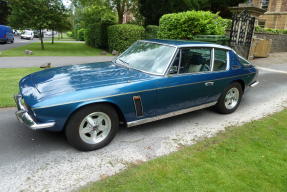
left=158, top=11, right=228, bottom=40
left=145, top=25, right=159, bottom=39
left=108, top=24, right=145, bottom=53
left=85, top=21, right=115, bottom=49
left=255, top=26, right=287, bottom=34
left=77, top=28, right=86, bottom=41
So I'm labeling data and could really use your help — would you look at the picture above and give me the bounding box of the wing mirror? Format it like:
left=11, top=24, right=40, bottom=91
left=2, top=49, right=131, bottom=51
left=168, top=66, right=178, bottom=74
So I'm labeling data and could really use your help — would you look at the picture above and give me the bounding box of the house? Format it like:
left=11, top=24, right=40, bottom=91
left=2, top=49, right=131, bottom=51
left=251, top=0, right=287, bottom=29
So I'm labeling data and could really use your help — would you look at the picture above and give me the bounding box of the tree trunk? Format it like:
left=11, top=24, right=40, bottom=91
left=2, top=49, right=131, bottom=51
left=61, top=32, right=63, bottom=39
left=52, top=29, right=54, bottom=44
left=40, top=29, right=45, bottom=50
left=118, top=11, right=124, bottom=24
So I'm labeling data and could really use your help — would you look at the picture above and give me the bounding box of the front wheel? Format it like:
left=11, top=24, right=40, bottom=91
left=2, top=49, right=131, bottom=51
left=65, top=104, right=119, bottom=151
left=215, top=82, right=243, bottom=114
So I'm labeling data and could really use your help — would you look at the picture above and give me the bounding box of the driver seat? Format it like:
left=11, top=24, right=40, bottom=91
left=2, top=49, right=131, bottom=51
left=188, top=54, right=204, bottom=73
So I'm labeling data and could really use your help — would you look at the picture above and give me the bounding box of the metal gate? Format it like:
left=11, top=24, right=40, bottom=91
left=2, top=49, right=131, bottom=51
left=229, top=10, right=255, bottom=59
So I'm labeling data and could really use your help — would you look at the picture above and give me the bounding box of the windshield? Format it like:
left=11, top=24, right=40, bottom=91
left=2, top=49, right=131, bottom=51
left=24, top=31, right=32, bottom=35
left=116, top=41, right=176, bottom=75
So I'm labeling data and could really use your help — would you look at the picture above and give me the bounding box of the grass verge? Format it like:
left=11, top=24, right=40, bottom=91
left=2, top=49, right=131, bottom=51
left=81, top=109, right=287, bottom=192
left=0, top=42, right=107, bottom=57
left=0, top=67, right=40, bottom=107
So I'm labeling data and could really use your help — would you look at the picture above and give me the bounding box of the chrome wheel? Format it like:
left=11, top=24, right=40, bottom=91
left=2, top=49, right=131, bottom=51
left=79, top=112, right=112, bottom=145
left=224, top=87, right=240, bottom=110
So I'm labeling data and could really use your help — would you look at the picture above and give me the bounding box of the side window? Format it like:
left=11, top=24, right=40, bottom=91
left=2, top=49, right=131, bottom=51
left=179, top=48, right=211, bottom=74
left=238, top=56, right=251, bottom=66
left=213, top=49, right=228, bottom=71
left=168, top=51, right=180, bottom=74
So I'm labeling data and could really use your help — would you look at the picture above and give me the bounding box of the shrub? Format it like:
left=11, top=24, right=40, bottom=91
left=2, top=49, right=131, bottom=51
left=85, top=20, right=115, bottom=49
left=255, top=26, right=287, bottom=34
left=66, top=31, right=73, bottom=37
left=158, top=11, right=228, bottom=40
left=145, top=25, right=159, bottom=39
left=108, top=24, right=145, bottom=52
left=77, top=28, right=86, bottom=41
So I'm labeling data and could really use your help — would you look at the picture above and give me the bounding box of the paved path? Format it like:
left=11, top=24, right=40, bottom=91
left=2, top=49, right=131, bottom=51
left=0, top=36, right=37, bottom=51
left=0, top=56, right=115, bottom=68
left=0, top=54, right=287, bottom=191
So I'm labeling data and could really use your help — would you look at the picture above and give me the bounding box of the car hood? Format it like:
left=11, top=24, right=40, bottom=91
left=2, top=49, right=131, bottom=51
left=29, top=61, right=152, bottom=97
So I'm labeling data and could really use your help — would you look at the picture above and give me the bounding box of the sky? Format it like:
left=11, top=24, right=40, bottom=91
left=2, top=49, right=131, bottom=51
left=62, top=0, right=71, bottom=8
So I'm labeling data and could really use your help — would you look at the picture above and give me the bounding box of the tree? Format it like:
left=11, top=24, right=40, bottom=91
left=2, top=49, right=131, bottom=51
left=138, top=0, right=202, bottom=25
left=204, top=0, right=246, bottom=18
left=109, top=0, right=136, bottom=24
left=138, top=0, right=245, bottom=25
left=46, top=0, right=70, bottom=44
left=0, top=0, right=10, bottom=25
left=8, top=0, right=70, bottom=49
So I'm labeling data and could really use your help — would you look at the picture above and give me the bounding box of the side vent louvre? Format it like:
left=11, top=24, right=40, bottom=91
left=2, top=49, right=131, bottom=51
left=133, top=96, right=144, bottom=117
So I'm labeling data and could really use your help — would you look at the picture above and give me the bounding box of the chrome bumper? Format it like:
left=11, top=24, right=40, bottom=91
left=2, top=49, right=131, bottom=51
left=249, top=81, right=259, bottom=88
left=14, top=94, right=55, bottom=130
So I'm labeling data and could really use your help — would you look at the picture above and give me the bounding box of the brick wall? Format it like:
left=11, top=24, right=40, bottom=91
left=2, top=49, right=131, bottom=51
left=254, top=32, right=287, bottom=52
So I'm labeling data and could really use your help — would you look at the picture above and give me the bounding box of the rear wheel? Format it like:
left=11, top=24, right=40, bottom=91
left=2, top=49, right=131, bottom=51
left=215, top=82, right=243, bottom=114
left=65, top=104, right=119, bottom=151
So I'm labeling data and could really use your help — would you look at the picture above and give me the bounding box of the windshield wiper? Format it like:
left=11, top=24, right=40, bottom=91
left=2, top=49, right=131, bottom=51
left=118, top=58, right=129, bottom=66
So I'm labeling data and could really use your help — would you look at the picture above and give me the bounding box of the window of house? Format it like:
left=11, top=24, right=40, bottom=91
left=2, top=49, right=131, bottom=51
left=258, top=21, right=266, bottom=28
left=261, top=0, right=269, bottom=9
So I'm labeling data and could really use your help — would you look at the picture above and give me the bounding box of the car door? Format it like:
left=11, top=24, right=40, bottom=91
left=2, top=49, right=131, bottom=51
left=155, top=47, right=229, bottom=115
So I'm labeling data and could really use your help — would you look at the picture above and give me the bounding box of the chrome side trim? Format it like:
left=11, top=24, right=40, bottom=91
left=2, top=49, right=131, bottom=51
left=127, top=101, right=217, bottom=127
left=14, top=94, right=55, bottom=130
left=32, top=72, right=256, bottom=110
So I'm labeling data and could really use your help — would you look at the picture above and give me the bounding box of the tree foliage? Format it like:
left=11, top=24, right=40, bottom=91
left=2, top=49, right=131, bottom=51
left=8, top=0, right=70, bottom=49
left=108, top=24, right=144, bottom=52
left=0, top=0, right=10, bottom=25
left=108, top=0, right=136, bottom=24
left=138, top=0, right=245, bottom=25
left=158, top=11, right=228, bottom=40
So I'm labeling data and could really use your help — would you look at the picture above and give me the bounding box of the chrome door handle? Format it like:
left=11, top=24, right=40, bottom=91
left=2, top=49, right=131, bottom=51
left=205, top=82, right=215, bottom=86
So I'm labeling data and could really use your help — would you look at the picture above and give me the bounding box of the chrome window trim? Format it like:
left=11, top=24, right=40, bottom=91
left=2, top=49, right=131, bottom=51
left=211, top=48, right=215, bottom=71
left=165, top=48, right=180, bottom=76
left=165, top=47, right=214, bottom=77
left=114, top=40, right=178, bottom=76
left=127, top=101, right=217, bottom=127
left=32, top=72, right=256, bottom=110
left=212, top=48, right=230, bottom=72
left=237, top=53, right=251, bottom=65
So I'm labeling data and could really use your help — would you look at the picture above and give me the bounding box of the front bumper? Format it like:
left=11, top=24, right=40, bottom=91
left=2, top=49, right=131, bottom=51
left=14, top=94, right=55, bottom=130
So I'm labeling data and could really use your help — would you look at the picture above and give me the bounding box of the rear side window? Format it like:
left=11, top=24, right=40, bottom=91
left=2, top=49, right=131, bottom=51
left=213, top=49, right=227, bottom=71
left=238, top=56, right=251, bottom=66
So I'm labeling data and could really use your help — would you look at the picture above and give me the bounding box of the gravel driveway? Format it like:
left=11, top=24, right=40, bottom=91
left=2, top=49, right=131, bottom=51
left=0, top=56, right=287, bottom=191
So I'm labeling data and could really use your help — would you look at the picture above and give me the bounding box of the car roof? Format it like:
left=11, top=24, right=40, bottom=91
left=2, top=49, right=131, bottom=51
left=142, top=39, right=231, bottom=50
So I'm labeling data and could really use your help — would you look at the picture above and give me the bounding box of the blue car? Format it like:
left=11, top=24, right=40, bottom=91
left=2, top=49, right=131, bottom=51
left=0, top=25, right=14, bottom=44
left=14, top=39, right=259, bottom=151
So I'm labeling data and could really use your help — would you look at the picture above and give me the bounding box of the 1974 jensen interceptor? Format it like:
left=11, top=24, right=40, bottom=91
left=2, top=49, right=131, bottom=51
left=15, top=39, right=259, bottom=151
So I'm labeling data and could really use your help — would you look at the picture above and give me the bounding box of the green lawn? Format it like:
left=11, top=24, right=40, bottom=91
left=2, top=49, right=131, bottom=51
left=0, top=68, right=40, bottom=107
left=0, top=42, right=106, bottom=57
left=81, top=109, right=287, bottom=192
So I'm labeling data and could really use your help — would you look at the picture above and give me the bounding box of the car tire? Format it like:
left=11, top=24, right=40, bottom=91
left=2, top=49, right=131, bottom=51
left=215, top=82, right=243, bottom=114
left=65, top=104, right=119, bottom=151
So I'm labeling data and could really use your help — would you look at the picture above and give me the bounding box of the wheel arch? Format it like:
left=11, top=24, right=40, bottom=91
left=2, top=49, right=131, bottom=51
left=231, top=79, right=245, bottom=93
left=63, top=100, right=127, bottom=131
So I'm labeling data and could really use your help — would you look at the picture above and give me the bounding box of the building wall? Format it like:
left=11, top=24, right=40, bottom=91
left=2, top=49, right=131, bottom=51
left=253, top=0, right=287, bottom=29
left=254, top=32, right=287, bottom=52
